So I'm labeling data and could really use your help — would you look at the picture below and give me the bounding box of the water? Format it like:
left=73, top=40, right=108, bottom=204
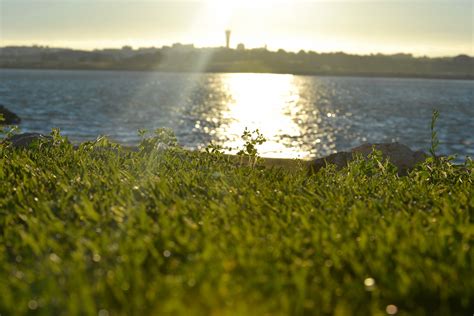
left=1, top=69, right=473, bottom=160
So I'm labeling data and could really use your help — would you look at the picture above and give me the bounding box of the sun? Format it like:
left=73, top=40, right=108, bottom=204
left=207, top=0, right=275, bottom=6
left=203, top=0, right=278, bottom=39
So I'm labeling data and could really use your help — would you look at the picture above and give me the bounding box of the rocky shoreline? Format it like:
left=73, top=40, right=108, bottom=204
left=0, top=105, right=21, bottom=125
left=1, top=105, right=428, bottom=175
left=3, top=132, right=427, bottom=176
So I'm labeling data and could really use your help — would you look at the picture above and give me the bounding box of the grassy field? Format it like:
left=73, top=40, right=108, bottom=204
left=0, top=129, right=473, bottom=315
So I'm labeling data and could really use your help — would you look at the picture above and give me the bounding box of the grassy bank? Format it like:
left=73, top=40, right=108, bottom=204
left=0, top=130, right=473, bottom=315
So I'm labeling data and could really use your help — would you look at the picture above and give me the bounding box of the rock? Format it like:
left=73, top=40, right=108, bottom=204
left=310, top=142, right=427, bottom=175
left=310, top=151, right=353, bottom=172
left=0, top=105, right=21, bottom=125
left=3, top=133, right=53, bottom=148
left=351, top=143, right=427, bottom=175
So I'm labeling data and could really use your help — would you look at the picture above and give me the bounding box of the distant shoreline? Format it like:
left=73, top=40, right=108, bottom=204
left=1, top=66, right=473, bottom=81
left=2, top=46, right=472, bottom=80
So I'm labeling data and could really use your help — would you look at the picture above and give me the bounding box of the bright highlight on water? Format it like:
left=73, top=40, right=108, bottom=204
left=1, top=69, right=473, bottom=160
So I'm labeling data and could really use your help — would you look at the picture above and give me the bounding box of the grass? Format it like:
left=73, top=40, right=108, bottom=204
left=0, top=128, right=473, bottom=315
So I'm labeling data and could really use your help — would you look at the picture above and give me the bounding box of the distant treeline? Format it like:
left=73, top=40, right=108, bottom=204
left=1, top=45, right=473, bottom=79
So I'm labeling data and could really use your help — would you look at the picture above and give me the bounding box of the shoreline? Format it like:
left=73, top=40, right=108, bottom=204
left=3, top=133, right=430, bottom=176
left=1, top=66, right=473, bottom=81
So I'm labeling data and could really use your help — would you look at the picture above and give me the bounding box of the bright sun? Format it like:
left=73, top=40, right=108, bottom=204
left=208, top=0, right=275, bottom=6
left=204, top=0, right=278, bottom=37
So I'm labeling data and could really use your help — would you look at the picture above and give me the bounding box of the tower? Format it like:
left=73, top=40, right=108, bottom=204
left=225, top=30, right=231, bottom=49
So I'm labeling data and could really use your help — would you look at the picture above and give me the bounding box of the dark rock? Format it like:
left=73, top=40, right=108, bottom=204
left=310, top=143, right=427, bottom=175
left=3, top=133, right=53, bottom=148
left=310, top=151, right=353, bottom=172
left=351, top=142, right=427, bottom=175
left=0, top=105, right=21, bottom=125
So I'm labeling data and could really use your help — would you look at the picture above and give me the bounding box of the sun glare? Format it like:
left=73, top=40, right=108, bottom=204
left=204, top=0, right=279, bottom=31
left=218, top=74, right=310, bottom=159
left=208, top=0, right=275, bottom=7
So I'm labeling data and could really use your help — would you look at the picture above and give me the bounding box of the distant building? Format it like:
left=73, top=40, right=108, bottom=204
left=237, top=43, right=245, bottom=50
left=225, top=30, right=231, bottom=49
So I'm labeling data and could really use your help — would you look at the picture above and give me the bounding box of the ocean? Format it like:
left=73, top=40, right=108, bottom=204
left=1, top=69, right=473, bottom=159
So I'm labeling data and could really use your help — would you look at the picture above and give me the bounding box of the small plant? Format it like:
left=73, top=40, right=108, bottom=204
left=429, top=109, right=440, bottom=159
left=138, top=128, right=178, bottom=152
left=205, top=141, right=224, bottom=156
left=51, top=128, right=69, bottom=146
left=236, top=128, right=266, bottom=167
left=0, top=113, right=19, bottom=139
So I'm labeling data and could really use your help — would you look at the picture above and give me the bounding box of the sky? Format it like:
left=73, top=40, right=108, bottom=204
left=0, top=0, right=472, bottom=56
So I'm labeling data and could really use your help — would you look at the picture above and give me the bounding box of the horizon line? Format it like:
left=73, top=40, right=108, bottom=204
left=1, top=44, right=472, bottom=59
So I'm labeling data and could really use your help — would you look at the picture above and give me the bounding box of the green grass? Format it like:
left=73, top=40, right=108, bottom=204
left=0, top=130, right=473, bottom=315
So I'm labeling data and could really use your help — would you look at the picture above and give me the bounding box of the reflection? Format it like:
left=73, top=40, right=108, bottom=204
left=7, top=70, right=471, bottom=161
left=216, top=73, right=311, bottom=158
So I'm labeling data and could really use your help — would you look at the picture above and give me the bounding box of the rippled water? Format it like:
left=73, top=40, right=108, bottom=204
left=1, top=69, right=473, bottom=159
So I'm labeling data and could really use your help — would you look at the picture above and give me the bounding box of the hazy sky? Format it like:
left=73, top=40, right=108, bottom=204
left=0, top=0, right=472, bottom=56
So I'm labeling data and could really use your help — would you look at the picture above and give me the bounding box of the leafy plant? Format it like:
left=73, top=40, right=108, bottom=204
left=236, top=128, right=267, bottom=167
left=429, top=109, right=440, bottom=159
left=138, top=127, right=178, bottom=152
left=204, top=141, right=222, bottom=155
left=0, top=113, right=19, bottom=139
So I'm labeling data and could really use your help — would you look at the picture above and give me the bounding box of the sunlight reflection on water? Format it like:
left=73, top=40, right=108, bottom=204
left=1, top=69, right=473, bottom=160
left=218, top=74, right=308, bottom=158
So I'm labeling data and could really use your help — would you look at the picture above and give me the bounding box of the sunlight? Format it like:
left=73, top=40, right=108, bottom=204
left=207, top=0, right=275, bottom=8
left=204, top=0, right=279, bottom=33
left=218, top=74, right=310, bottom=159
